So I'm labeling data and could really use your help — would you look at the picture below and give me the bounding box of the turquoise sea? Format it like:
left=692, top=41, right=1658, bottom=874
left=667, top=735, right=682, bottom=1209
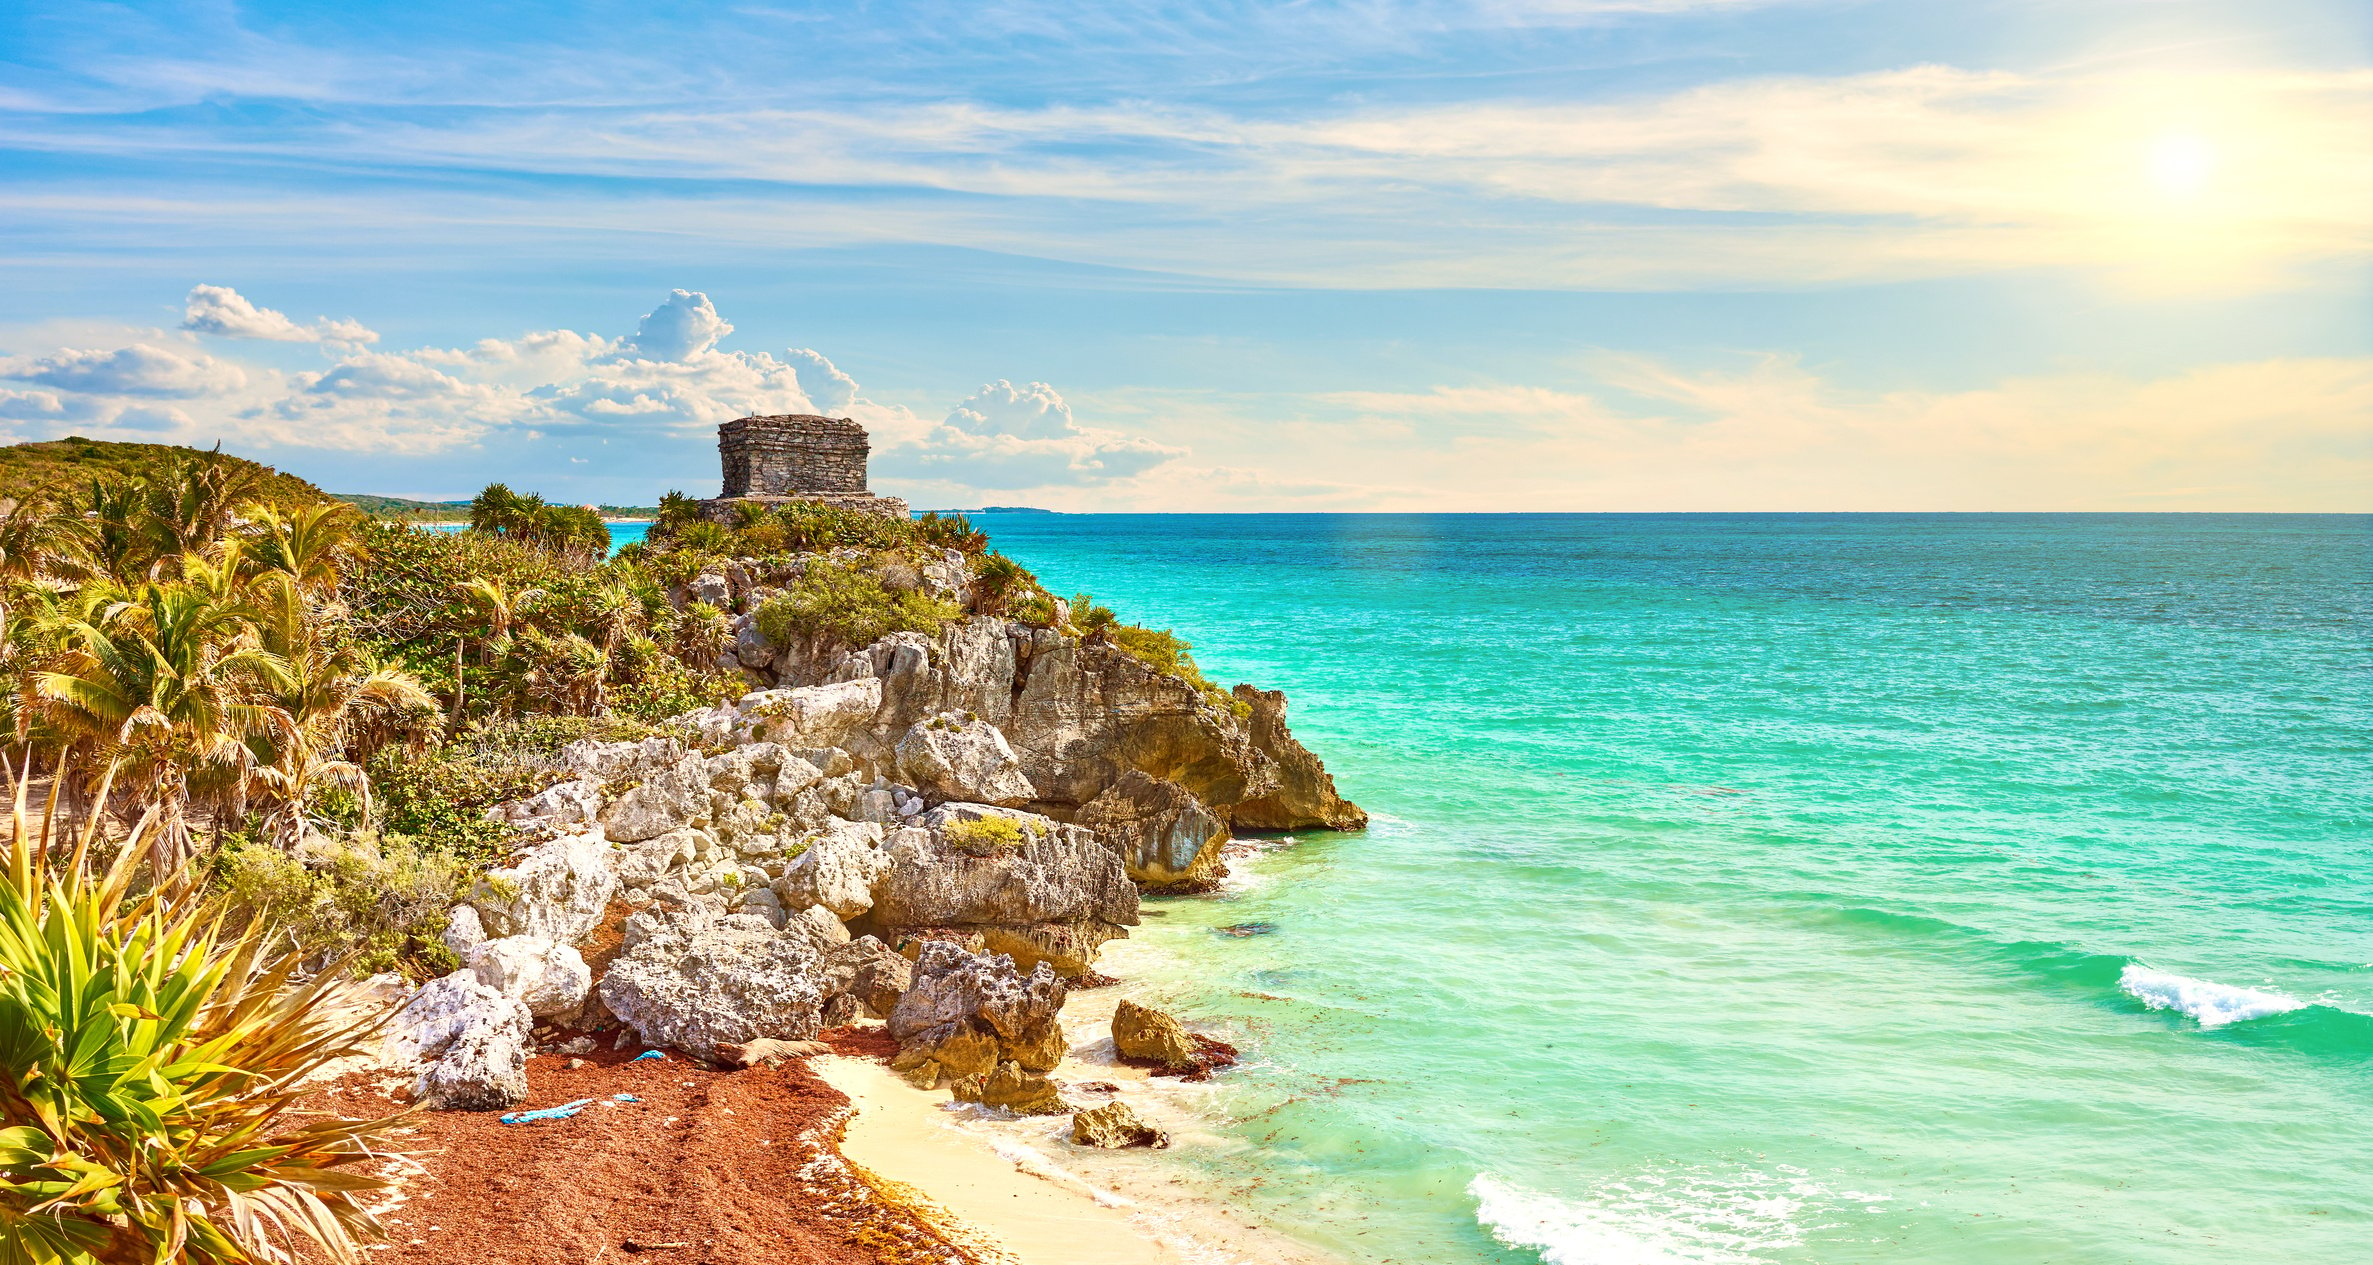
left=974, top=513, right=2371, bottom=1265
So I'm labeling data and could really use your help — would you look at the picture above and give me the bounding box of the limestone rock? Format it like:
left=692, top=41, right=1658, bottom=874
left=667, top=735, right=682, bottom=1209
left=689, top=571, right=731, bottom=608
left=616, top=827, right=705, bottom=888
left=598, top=920, right=826, bottom=1060
left=819, top=935, right=912, bottom=1019
left=441, top=903, right=486, bottom=957
left=888, top=1021, right=998, bottom=1081
left=471, top=830, right=618, bottom=944
left=1072, top=1101, right=1167, bottom=1149
left=773, top=818, right=890, bottom=920
left=464, top=935, right=592, bottom=1022
left=888, top=941, right=1068, bottom=1046
left=1111, top=999, right=1198, bottom=1070
left=741, top=678, right=884, bottom=750
left=492, top=778, right=605, bottom=832
left=953, top=1061, right=1068, bottom=1116
left=600, top=752, right=712, bottom=843
left=392, top=974, right=532, bottom=1111
left=874, top=806, right=1139, bottom=939
left=1077, top=770, right=1229, bottom=886
left=1227, top=685, right=1369, bottom=831
left=895, top=712, right=1036, bottom=807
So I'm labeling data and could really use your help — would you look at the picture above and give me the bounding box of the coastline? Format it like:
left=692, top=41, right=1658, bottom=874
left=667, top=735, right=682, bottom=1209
left=816, top=985, right=1345, bottom=1265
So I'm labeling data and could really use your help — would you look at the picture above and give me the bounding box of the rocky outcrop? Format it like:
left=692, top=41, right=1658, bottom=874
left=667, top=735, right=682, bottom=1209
left=1072, top=1101, right=1167, bottom=1149
left=392, top=975, right=533, bottom=1110
left=870, top=806, right=1137, bottom=975
left=1077, top=770, right=1228, bottom=886
left=598, top=909, right=826, bottom=1060
left=471, top=831, right=618, bottom=943
left=463, top=935, right=592, bottom=1022
left=1111, top=999, right=1199, bottom=1069
left=1227, top=685, right=1368, bottom=831
left=896, top=711, right=1036, bottom=807
left=887, top=943, right=1068, bottom=1099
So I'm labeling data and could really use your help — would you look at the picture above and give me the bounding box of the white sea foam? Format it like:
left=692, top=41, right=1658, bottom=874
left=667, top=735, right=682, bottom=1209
left=1470, top=1169, right=1823, bottom=1265
left=2118, top=964, right=2306, bottom=1028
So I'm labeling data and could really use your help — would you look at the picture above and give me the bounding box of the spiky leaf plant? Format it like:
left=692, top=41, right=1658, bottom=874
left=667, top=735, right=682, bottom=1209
left=0, top=768, right=409, bottom=1264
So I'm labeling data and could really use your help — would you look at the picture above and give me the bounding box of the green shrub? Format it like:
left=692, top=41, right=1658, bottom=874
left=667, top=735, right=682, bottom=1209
left=1, top=781, right=407, bottom=1262
left=756, top=556, right=961, bottom=649
left=944, top=815, right=1032, bottom=855
left=210, top=835, right=467, bottom=979
left=914, top=512, right=988, bottom=554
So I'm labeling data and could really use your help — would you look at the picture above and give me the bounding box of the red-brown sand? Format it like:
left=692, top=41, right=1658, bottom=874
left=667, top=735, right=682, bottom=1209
left=324, top=1029, right=974, bottom=1265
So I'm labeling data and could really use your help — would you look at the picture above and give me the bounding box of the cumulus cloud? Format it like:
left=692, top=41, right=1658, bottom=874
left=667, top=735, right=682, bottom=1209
left=784, top=348, right=860, bottom=414
left=182, top=284, right=377, bottom=345
left=625, top=289, right=732, bottom=361
left=871, top=379, right=1185, bottom=490
left=0, top=343, right=246, bottom=397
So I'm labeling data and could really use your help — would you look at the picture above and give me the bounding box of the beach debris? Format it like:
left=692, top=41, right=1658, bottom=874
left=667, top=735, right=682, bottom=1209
left=1216, top=922, right=1275, bottom=938
left=501, top=1097, right=598, bottom=1124
left=717, top=1036, right=833, bottom=1068
left=612, top=1093, right=641, bottom=1103
left=631, top=1049, right=666, bottom=1061
left=1071, top=1101, right=1169, bottom=1149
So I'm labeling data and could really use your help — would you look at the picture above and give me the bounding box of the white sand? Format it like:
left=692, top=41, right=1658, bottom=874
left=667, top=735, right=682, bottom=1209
left=815, top=1055, right=1195, bottom=1265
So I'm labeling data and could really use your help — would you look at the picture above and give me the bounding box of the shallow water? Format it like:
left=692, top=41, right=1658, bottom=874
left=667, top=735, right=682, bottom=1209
left=976, top=513, right=2372, bottom=1265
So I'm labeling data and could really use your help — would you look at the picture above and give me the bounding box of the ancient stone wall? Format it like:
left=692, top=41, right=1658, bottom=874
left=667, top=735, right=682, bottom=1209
left=719, top=415, right=871, bottom=497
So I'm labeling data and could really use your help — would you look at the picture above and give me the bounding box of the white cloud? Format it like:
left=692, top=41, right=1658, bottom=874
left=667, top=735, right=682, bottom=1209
left=181, top=284, right=377, bottom=345
left=869, top=379, right=1186, bottom=490
left=784, top=348, right=860, bottom=414
left=624, top=289, right=732, bottom=361
left=0, top=343, right=247, bottom=397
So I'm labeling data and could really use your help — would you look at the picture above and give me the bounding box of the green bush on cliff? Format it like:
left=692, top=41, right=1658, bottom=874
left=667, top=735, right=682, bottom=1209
left=944, top=815, right=1031, bottom=855
left=756, top=555, right=961, bottom=648
left=209, top=834, right=469, bottom=978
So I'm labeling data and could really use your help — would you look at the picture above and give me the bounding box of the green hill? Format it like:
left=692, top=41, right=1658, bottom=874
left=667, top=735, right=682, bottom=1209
left=0, top=437, right=325, bottom=509
left=335, top=492, right=473, bottom=520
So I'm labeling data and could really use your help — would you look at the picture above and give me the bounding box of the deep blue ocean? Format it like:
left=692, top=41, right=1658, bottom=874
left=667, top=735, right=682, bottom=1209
left=967, top=513, right=2371, bottom=1265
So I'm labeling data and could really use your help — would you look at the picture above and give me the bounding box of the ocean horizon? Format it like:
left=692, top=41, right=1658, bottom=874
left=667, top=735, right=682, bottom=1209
left=953, top=510, right=2371, bottom=1265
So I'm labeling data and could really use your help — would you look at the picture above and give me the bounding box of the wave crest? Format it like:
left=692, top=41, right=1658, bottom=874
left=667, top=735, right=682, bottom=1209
left=1469, top=1170, right=1825, bottom=1265
left=2118, top=965, right=2306, bottom=1028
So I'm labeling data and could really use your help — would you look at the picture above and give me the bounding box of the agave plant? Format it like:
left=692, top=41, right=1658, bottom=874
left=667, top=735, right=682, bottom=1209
left=0, top=769, right=409, bottom=1263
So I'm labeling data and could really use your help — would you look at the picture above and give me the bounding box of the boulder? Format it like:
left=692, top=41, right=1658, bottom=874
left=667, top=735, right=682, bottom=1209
left=471, top=831, right=618, bottom=944
left=1077, top=770, right=1229, bottom=886
left=598, top=921, right=827, bottom=1060
left=1227, top=685, right=1369, bottom=831
left=875, top=806, right=1139, bottom=936
left=599, top=752, right=712, bottom=843
left=1111, top=999, right=1198, bottom=1070
left=774, top=819, right=890, bottom=920
left=887, top=941, right=1067, bottom=1047
left=464, top=935, right=592, bottom=1022
left=689, top=571, right=731, bottom=608
left=391, top=974, right=532, bottom=1111
left=952, top=1061, right=1068, bottom=1116
left=895, top=712, right=1036, bottom=807
left=492, top=778, right=605, bottom=832
left=741, top=678, right=884, bottom=750
left=818, top=935, right=912, bottom=1019
left=888, top=1021, right=998, bottom=1083
left=1072, top=1101, right=1167, bottom=1149
left=616, top=827, right=706, bottom=887
left=441, top=903, right=486, bottom=957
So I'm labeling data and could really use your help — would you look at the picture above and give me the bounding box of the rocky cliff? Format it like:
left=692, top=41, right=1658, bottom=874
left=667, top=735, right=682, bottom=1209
left=390, top=539, right=1361, bottom=1109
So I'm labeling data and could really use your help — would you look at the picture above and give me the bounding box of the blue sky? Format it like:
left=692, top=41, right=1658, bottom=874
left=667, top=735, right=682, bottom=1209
left=1, top=0, right=2366, bottom=509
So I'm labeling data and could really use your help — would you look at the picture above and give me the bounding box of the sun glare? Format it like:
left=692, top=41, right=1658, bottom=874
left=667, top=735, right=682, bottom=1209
left=2149, top=132, right=2217, bottom=199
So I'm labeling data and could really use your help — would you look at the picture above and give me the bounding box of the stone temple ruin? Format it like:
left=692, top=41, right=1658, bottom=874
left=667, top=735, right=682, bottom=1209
left=699, top=414, right=910, bottom=522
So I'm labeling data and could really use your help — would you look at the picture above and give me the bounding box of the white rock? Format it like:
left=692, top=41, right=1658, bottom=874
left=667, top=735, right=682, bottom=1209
left=599, top=752, right=711, bottom=843
left=616, top=827, right=704, bottom=887
left=598, top=922, right=827, bottom=1060
left=895, top=712, right=1036, bottom=807
left=390, top=974, right=532, bottom=1110
left=465, top=935, right=593, bottom=1022
left=774, top=818, right=890, bottom=921
left=441, top=904, right=487, bottom=956
left=472, top=830, right=619, bottom=943
left=492, top=778, right=605, bottom=831
left=740, top=678, right=883, bottom=749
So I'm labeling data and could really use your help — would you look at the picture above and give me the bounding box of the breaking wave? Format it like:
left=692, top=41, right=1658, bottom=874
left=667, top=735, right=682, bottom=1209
left=1470, top=1168, right=1850, bottom=1265
left=2118, top=965, right=2306, bottom=1028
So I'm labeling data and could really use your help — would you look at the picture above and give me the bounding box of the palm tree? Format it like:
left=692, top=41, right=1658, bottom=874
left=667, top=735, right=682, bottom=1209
left=20, top=583, right=292, bottom=867
left=139, top=451, right=266, bottom=569
left=243, top=576, right=436, bottom=847
left=62, top=475, right=158, bottom=585
left=247, top=501, right=364, bottom=593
